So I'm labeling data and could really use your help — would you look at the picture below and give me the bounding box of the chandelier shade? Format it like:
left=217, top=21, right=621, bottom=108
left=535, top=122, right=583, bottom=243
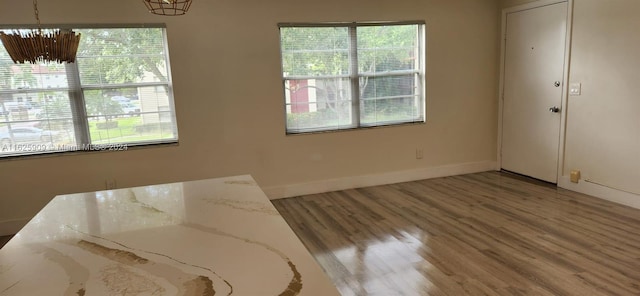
left=143, top=0, right=193, bottom=16
left=0, top=30, right=81, bottom=64
left=0, top=0, right=81, bottom=64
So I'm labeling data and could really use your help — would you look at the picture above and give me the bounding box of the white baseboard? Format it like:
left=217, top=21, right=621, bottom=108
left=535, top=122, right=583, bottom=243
left=262, top=161, right=498, bottom=199
left=558, top=176, right=640, bottom=210
left=0, top=218, right=29, bottom=236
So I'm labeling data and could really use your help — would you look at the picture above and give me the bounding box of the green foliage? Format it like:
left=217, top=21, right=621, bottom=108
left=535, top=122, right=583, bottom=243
left=41, top=95, right=71, bottom=117
left=0, top=42, right=15, bottom=89
left=357, top=25, right=417, bottom=73
left=89, top=116, right=174, bottom=144
left=280, top=25, right=417, bottom=77
left=76, top=28, right=168, bottom=85
left=83, top=90, right=123, bottom=121
left=74, top=28, right=168, bottom=123
left=281, top=27, right=349, bottom=77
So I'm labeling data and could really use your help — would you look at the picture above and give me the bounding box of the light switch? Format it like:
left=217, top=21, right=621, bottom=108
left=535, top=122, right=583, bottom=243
left=569, top=82, right=581, bottom=96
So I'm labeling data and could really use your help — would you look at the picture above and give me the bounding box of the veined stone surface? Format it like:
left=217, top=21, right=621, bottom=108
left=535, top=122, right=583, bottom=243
left=0, top=175, right=339, bottom=296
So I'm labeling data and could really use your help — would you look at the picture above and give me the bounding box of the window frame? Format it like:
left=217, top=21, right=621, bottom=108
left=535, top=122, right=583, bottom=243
left=0, top=23, right=179, bottom=158
left=278, top=21, right=426, bottom=134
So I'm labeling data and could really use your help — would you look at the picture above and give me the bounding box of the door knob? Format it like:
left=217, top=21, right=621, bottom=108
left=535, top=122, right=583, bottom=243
left=549, top=106, right=560, bottom=113
left=554, top=81, right=561, bottom=87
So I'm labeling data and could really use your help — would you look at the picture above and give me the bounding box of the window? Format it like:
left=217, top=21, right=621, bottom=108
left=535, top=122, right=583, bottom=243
left=279, top=22, right=425, bottom=134
left=0, top=26, right=178, bottom=157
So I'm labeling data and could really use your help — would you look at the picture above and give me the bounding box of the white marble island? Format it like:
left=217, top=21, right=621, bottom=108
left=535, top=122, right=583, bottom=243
left=0, top=176, right=340, bottom=296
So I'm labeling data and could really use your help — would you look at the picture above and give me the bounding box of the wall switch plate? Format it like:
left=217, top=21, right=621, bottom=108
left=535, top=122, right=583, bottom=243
left=569, top=82, right=581, bottom=96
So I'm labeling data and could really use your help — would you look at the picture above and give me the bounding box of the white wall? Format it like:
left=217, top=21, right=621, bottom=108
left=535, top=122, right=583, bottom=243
left=562, top=0, right=640, bottom=203
left=0, top=0, right=501, bottom=234
left=501, top=0, right=640, bottom=208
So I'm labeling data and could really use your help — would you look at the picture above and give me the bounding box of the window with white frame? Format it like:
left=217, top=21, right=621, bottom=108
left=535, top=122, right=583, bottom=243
left=279, top=22, right=425, bottom=134
left=0, top=25, right=178, bottom=157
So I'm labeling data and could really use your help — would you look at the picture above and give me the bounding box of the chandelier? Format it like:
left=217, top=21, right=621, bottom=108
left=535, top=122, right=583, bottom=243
left=0, top=0, right=81, bottom=64
left=143, top=0, right=193, bottom=16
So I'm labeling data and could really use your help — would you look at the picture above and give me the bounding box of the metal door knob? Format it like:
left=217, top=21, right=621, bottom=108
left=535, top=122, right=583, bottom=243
left=549, top=106, right=560, bottom=113
left=554, top=81, right=561, bottom=87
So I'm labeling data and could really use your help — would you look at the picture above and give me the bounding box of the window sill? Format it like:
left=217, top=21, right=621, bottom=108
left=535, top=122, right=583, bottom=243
left=286, top=121, right=426, bottom=136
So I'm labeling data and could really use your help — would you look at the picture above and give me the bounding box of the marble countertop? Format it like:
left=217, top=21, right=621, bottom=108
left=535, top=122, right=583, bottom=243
left=0, top=175, right=340, bottom=295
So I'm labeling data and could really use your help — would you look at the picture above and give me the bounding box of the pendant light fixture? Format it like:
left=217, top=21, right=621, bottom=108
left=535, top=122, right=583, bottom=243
left=143, top=0, right=193, bottom=16
left=0, top=0, right=81, bottom=64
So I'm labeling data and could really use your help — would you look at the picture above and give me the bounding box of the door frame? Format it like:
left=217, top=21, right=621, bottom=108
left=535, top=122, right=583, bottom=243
left=497, top=0, right=574, bottom=183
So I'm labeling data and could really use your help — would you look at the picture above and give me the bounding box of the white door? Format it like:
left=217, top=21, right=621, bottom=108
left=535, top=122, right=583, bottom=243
left=501, top=2, right=567, bottom=183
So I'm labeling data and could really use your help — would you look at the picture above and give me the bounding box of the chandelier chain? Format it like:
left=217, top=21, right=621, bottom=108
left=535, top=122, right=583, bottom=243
left=33, top=0, right=41, bottom=28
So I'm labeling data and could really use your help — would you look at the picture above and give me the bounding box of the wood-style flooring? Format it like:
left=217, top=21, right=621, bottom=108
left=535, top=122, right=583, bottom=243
left=273, top=171, right=640, bottom=296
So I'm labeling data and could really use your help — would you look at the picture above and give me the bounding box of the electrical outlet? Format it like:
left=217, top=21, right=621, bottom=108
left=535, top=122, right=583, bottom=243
left=105, top=179, right=117, bottom=190
left=416, top=148, right=424, bottom=159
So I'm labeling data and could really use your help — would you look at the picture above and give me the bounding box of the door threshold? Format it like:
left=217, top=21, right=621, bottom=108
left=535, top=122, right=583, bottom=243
left=499, top=170, right=558, bottom=188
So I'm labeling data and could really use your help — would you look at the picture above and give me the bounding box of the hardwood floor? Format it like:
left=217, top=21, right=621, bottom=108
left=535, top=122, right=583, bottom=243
left=273, top=171, right=640, bottom=296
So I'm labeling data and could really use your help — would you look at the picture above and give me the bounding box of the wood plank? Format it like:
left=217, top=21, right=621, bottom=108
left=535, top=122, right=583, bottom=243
left=273, top=171, right=640, bottom=295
